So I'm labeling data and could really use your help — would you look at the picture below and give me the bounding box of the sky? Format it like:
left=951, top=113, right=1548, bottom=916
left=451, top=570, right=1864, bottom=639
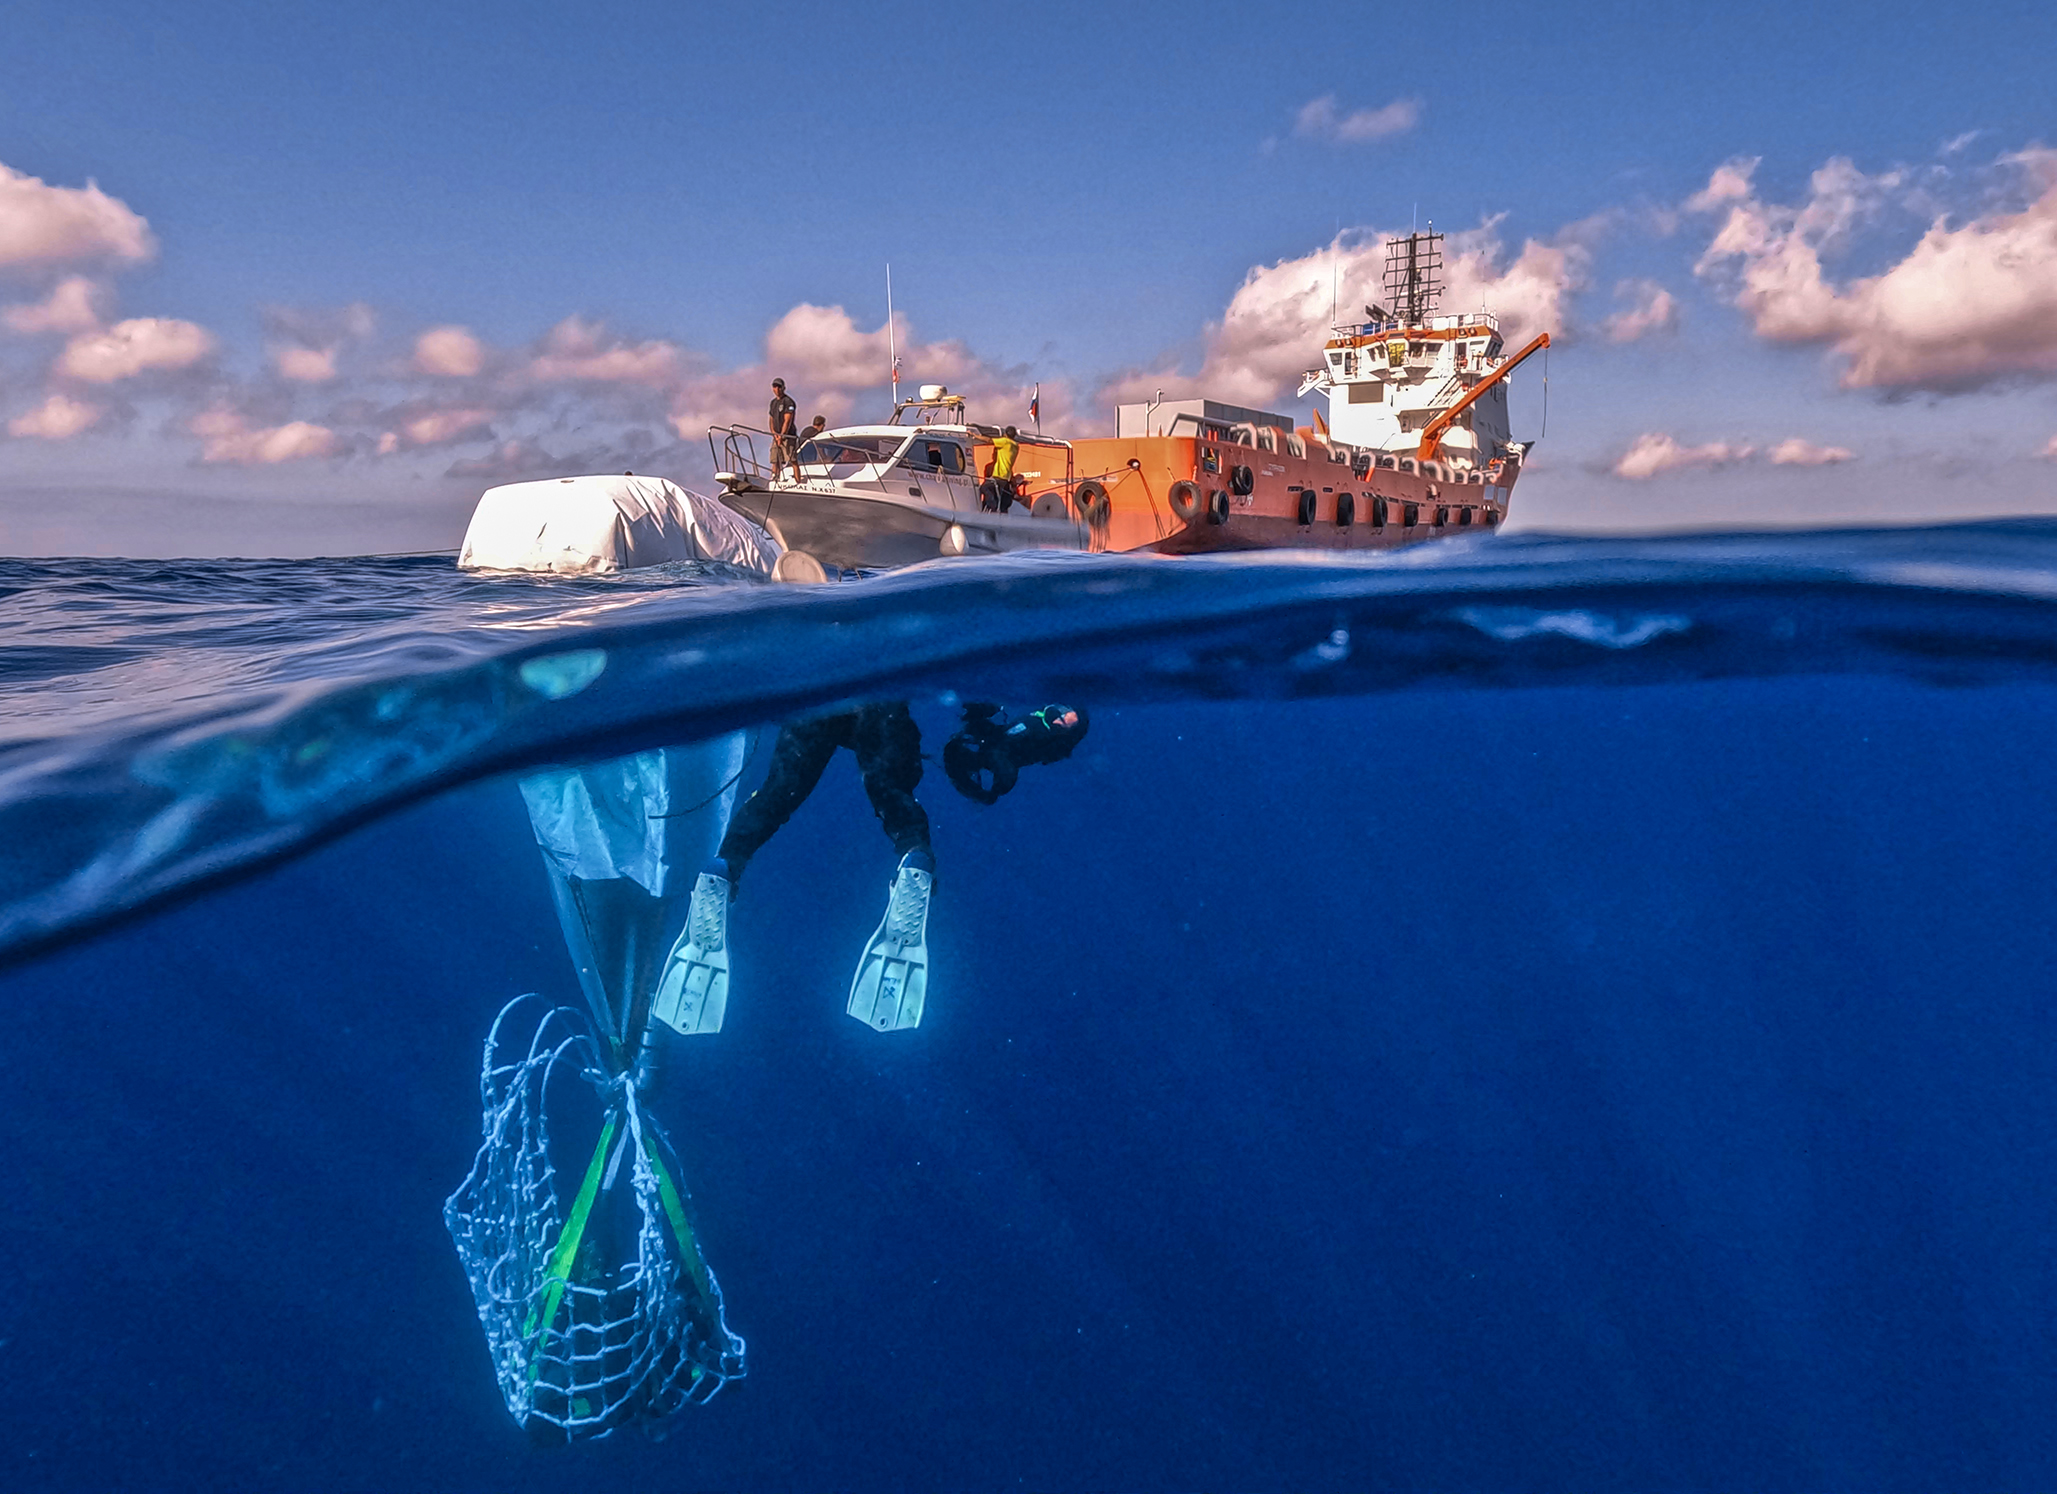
left=3, top=0, right=2056, bottom=556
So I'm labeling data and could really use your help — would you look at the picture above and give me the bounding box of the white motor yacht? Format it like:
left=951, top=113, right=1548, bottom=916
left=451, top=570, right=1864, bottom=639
left=709, top=388, right=1090, bottom=572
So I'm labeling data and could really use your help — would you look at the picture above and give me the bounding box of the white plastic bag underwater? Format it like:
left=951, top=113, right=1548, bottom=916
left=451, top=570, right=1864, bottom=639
left=519, top=738, right=746, bottom=1057
left=444, top=997, right=745, bottom=1441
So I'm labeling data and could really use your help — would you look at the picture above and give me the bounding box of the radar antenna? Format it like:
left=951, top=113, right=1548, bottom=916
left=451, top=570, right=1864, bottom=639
left=1382, top=229, right=1444, bottom=328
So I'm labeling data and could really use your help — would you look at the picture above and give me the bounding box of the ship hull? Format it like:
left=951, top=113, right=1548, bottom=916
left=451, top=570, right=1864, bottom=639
left=718, top=484, right=1090, bottom=571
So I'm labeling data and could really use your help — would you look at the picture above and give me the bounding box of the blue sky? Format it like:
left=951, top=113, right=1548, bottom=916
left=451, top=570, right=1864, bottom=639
left=3, top=0, right=2055, bottom=555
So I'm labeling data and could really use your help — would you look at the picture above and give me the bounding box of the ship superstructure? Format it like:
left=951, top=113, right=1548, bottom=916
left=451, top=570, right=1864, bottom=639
left=1299, top=230, right=1549, bottom=476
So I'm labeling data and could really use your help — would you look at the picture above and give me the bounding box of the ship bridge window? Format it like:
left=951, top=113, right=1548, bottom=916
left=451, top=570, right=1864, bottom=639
left=901, top=440, right=966, bottom=474
left=1342, top=350, right=1357, bottom=377
left=800, top=434, right=906, bottom=472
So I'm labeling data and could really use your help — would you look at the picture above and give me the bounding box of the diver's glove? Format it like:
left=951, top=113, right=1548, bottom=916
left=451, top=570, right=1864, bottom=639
left=848, top=850, right=933, bottom=1031
left=651, top=861, right=732, bottom=1035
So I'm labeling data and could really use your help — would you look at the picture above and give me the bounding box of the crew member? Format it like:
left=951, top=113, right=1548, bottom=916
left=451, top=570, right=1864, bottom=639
left=768, top=377, right=799, bottom=480
left=980, top=425, right=1021, bottom=512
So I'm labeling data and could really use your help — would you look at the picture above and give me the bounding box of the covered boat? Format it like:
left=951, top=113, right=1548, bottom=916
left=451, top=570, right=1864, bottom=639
left=459, top=473, right=779, bottom=575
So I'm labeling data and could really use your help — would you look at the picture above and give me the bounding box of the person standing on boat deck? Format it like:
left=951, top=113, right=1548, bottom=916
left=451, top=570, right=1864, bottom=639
left=768, top=377, right=799, bottom=480
left=980, top=425, right=1021, bottom=512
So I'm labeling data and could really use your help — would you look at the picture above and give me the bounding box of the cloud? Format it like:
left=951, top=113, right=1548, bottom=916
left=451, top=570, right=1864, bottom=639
left=0, top=161, right=155, bottom=268
left=1685, top=157, right=1759, bottom=213
left=377, top=405, right=496, bottom=452
left=274, top=345, right=337, bottom=382
left=263, top=302, right=373, bottom=384
left=444, top=439, right=563, bottom=480
left=1602, top=279, right=1679, bottom=342
left=7, top=393, right=102, bottom=440
left=413, top=324, right=484, bottom=378
left=764, top=302, right=978, bottom=390
left=529, top=315, right=682, bottom=385
left=1103, top=219, right=1583, bottom=409
left=2, top=275, right=107, bottom=335
left=189, top=406, right=338, bottom=464
left=1768, top=436, right=1855, bottom=465
left=1293, top=96, right=1421, bottom=144
left=56, top=317, right=215, bottom=382
left=1612, top=432, right=1753, bottom=479
left=1692, top=150, right=2057, bottom=390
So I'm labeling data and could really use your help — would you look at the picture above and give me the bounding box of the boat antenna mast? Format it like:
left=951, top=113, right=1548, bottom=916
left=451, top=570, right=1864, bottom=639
left=1382, top=227, right=1443, bottom=328
left=886, top=264, right=900, bottom=408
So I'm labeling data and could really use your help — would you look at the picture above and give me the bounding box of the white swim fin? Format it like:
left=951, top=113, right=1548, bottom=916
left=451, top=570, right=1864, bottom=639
left=650, top=870, right=732, bottom=1035
left=848, top=852, right=933, bottom=1031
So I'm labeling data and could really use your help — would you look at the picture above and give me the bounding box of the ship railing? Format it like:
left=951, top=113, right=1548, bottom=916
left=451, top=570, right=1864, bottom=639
left=1333, top=310, right=1502, bottom=341
left=709, top=424, right=775, bottom=485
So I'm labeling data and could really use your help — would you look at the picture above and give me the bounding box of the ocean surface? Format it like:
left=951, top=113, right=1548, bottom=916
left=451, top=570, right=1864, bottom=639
left=4, top=524, right=2057, bottom=1490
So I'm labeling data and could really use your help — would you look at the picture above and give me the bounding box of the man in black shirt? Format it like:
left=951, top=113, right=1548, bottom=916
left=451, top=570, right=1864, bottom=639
left=768, top=377, right=798, bottom=480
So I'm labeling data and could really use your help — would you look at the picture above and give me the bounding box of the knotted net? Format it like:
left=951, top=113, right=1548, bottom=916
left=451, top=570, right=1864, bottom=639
left=444, top=996, right=745, bottom=1440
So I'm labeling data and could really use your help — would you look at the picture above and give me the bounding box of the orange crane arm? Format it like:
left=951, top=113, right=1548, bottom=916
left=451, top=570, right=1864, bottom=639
left=1416, top=332, right=1551, bottom=462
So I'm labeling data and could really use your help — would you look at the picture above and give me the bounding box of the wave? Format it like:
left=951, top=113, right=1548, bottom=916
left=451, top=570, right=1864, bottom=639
left=7, top=521, right=2057, bottom=964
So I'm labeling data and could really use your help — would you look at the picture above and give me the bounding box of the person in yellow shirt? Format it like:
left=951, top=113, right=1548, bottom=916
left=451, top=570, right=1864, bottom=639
left=980, top=425, right=1021, bottom=511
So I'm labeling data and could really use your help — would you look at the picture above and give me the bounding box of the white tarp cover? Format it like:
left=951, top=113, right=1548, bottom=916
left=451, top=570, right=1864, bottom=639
left=459, top=473, right=779, bottom=575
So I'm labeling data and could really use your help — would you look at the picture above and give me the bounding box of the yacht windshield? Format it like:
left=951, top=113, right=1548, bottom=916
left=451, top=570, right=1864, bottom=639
left=797, top=434, right=905, bottom=472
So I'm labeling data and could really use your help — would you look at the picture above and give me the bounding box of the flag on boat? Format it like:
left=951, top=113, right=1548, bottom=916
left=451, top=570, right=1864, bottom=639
left=1028, top=383, right=1040, bottom=429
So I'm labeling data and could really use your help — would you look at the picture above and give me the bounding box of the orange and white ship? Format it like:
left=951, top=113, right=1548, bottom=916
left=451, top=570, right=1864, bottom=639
left=710, top=230, right=1549, bottom=570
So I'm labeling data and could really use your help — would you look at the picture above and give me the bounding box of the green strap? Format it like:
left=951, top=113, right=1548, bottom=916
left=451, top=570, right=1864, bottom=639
left=642, top=1135, right=718, bottom=1311
left=525, top=1112, right=621, bottom=1379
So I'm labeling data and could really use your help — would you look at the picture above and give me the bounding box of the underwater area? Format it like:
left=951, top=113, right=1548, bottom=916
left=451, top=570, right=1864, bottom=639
left=3, top=525, right=2057, bottom=1490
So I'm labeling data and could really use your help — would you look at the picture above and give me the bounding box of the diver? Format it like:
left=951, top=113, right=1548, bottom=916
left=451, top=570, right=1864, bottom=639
left=942, top=701, right=1089, bottom=804
left=652, top=701, right=935, bottom=1034
left=649, top=699, right=1090, bottom=1039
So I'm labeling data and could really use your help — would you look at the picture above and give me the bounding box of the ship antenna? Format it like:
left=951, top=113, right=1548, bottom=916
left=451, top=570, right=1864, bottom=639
left=885, top=264, right=899, bottom=409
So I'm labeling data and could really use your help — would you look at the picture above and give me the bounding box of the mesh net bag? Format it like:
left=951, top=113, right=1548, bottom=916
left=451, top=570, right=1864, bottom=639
left=445, top=996, right=745, bottom=1440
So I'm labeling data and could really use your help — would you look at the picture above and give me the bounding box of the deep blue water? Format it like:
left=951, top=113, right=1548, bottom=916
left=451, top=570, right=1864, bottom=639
left=5, top=528, right=2057, bottom=1489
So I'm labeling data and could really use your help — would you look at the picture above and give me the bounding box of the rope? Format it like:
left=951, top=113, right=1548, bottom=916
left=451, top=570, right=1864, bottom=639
left=646, top=726, right=763, bottom=821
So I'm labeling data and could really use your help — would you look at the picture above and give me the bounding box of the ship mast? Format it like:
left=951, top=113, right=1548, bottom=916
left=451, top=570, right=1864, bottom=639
left=1383, top=228, right=1443, bottom=328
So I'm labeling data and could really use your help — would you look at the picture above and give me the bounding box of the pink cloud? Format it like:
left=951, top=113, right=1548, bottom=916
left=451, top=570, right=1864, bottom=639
left=7, top=392, right=102, bottom=440
left=1602, top=279, right=1679, bottom=342
left=1693, top=151, right=2057, bottom=390
left=529, top=315, right=682, bottom=385
left=1612, top=432, right=1753, bottom=479
left=2, top=275, right=107, bottom=335
left=1293, top=96, right=1422, bottom=144
left=413, top=325, right=484, bottom=377
left=189, top=407, right=337, bottom=464
left=1768, top=437, right=1855, bottom=465
left=57, top=317, right=215, bottom=382
left=381, top=406, right=497, bottom=451
left=764, top=303, right=977, bottom=392
left=0, top=161, right=154, bottom=268
left=273, top=345, right=337, bottom=383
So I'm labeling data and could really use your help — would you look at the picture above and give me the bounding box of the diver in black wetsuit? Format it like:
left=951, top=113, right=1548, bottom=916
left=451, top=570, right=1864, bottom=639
left=717, top=701, right=931, bottom=886
left=942, top=702, right=1090, bottom=804
left=648, top=698, right=1091, bottom=1039
left=651, top=701, right=937, bottom=1036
